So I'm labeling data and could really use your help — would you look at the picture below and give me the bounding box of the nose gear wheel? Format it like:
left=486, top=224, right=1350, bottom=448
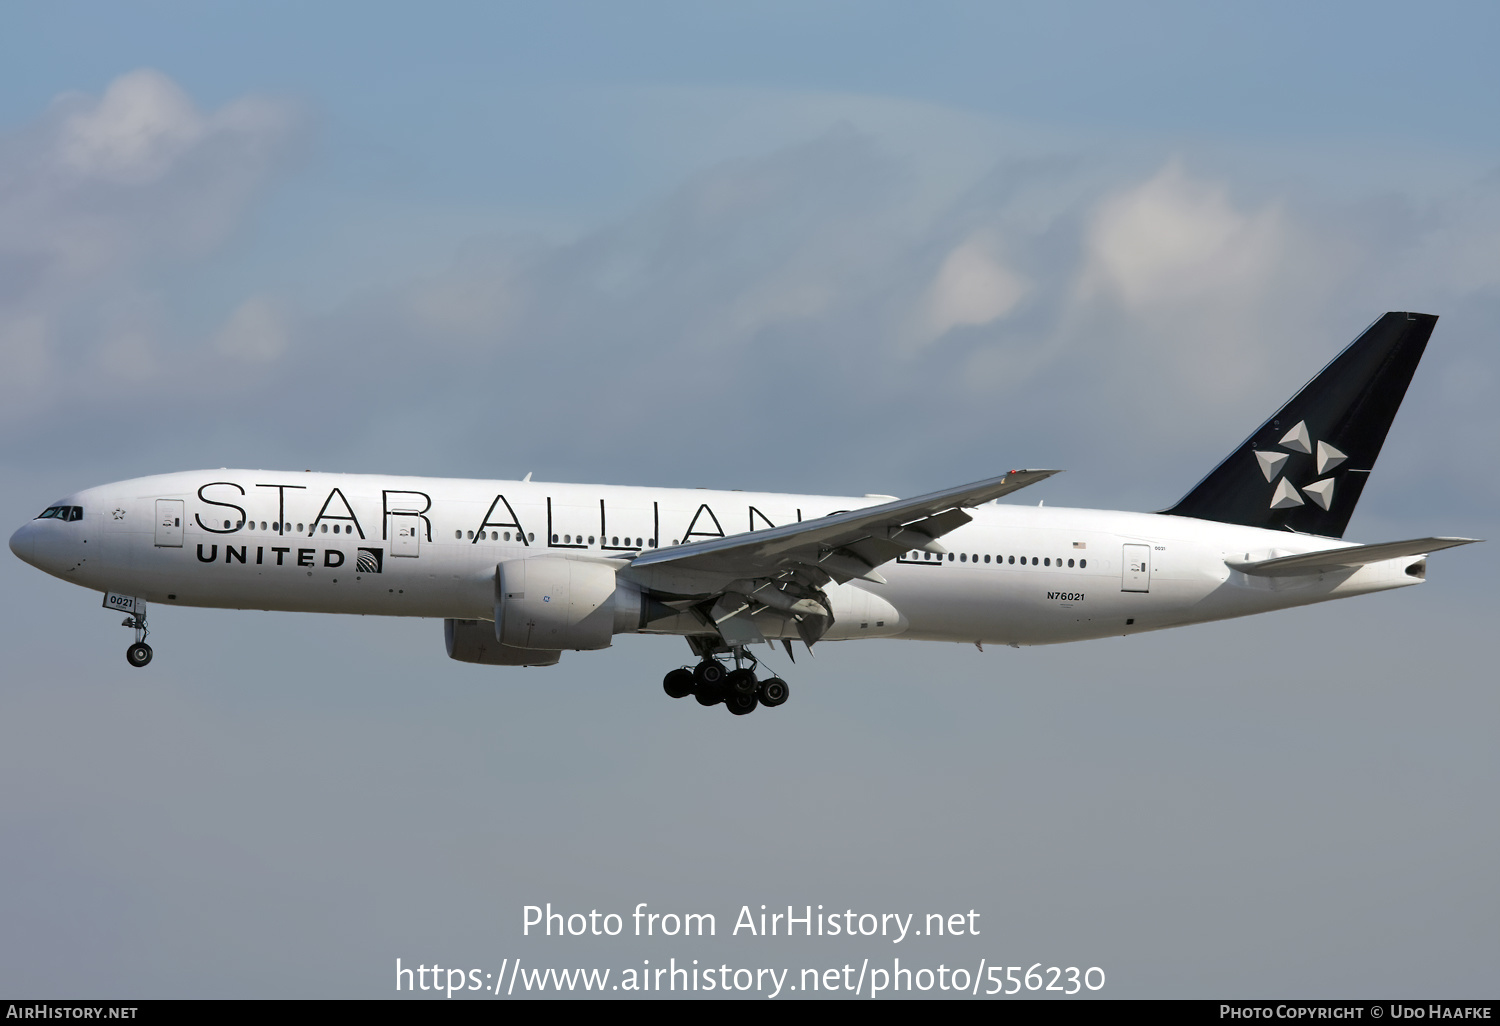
left=120, top=603, right=153, bottom=668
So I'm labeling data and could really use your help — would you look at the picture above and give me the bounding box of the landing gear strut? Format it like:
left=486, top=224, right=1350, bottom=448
left=659, top=643, right=791, bottom=715
left=122, top=600, right=152, bottom=667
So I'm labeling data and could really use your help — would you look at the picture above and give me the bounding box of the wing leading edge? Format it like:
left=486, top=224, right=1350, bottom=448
left=625, top=469, right=1060, bottom=584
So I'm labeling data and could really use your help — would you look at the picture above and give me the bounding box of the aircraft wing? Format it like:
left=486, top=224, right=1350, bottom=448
left=1225, top=536, right=1480, bottom=577
left=626, top=469, right=1059, bottom=585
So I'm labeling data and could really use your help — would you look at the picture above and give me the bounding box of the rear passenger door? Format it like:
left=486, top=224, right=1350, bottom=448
left=1121, top=543, right=1151, bottom=593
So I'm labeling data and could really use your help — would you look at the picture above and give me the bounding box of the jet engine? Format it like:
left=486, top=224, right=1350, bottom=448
left=496, top=556, right=644, bottom=651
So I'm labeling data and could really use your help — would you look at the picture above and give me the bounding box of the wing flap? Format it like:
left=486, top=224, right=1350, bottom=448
left=1226, top=536, right=1480, bottom=577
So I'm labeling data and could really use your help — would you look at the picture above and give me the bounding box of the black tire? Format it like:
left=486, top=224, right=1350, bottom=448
left=725, top=691, right=758, bottom=716
left=693, top=685, right=723, bottom=706
left=726, top=668, right=758, bottom=696
left=126, top=643, right=153, bottom=668
left=758, top=676, right=789, bottom=707
left=663, top=668, right=694, bottom=699
left=692, top=660, right=727, bottom=688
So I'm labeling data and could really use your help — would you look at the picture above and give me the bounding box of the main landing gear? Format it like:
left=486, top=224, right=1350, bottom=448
left=122, top=601, right=152, bottom=668
left=662, top=646, right=789, bottom=716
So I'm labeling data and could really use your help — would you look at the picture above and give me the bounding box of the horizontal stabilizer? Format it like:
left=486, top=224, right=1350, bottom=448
left=1226, top=537, right=1480, bottom=577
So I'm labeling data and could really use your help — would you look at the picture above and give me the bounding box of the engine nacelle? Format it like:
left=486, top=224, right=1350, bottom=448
left=496, top=556, right=641, bottom=651
left=445, top=618, right=561, bottom=666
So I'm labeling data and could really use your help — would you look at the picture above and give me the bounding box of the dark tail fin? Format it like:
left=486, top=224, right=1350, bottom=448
left=1159, top=312, right=1437, bottom=538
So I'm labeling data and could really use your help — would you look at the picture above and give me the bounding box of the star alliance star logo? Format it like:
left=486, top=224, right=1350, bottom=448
left=1253, top=420, right=1346, bottom=511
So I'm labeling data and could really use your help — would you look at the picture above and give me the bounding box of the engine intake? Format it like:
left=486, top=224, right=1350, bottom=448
left=496, top=556, right=642, bottom=651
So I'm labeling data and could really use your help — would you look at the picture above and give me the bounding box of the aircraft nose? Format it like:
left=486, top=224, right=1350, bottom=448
left=9, top=522, right=36, bottom=566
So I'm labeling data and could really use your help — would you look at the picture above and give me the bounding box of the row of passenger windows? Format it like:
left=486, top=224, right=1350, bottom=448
left=551, top=534, right=652, bottom=547
left=223, top=521, right=354, bottom=533
left=909, top=551, right=1087, bottom=568
left=205, top=520, right=637, bottom=544
left=35, top=506, right=84, bottom=521
left=460, top=530, right=539, bottom=542
left=455, top=531, right=660, bottom=547
left=193, top=518, right=1082, bottom=566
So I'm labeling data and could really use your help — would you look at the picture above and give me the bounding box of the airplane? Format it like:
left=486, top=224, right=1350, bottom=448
left=9, top=312, right=1479, bottom=715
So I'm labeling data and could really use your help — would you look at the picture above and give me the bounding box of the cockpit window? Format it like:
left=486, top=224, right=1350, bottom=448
left=35, top=506, right=83, bottom=521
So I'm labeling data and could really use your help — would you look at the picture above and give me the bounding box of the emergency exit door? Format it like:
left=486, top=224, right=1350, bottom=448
left=155, top=499, right=184, bottom=547
left=390, top=514, right=423, bottom=557
left=1121, top=543, right=1151, bottom=593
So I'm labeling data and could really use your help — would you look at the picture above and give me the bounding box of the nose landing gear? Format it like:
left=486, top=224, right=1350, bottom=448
left=659, top=644, right=791, bottom=716
left=121, top=600, right=152, bottom=667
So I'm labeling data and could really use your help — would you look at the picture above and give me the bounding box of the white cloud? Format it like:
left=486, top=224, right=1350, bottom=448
left=54, top=69, right=209, bottom=186
left=1081, top=160, right=1287, bottom=313
left=0, top=69, right=299, bottom=418
left=913, top=236, right=1029, bottom=347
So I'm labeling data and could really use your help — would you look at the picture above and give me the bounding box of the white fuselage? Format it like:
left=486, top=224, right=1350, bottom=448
left=10, top=469, right=1424, bottom=649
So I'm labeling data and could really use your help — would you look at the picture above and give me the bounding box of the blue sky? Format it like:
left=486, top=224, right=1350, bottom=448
left=1, top=2, right=1496, bottom=998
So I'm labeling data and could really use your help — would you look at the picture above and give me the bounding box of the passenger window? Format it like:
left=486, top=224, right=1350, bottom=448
left=1080, top=559, right=1087, bottom=568
left=1068, top=558, right=1074, bottom=567
left=984, top=555, right=990, bottom=563
left=1032, top=557, right=1039, bottom=565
